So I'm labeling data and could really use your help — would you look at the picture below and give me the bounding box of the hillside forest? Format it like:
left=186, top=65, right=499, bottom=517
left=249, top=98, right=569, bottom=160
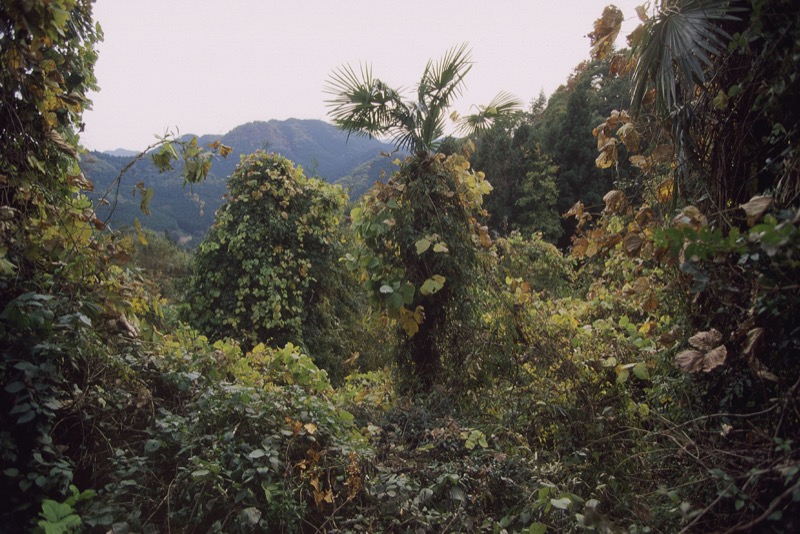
left=1, top=1, right=799, bottom=532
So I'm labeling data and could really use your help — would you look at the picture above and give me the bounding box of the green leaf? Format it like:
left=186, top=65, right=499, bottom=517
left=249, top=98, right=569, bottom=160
left=420, top=274, right=445, bottom=296
left=5, top=381, right=26, bottom=394
left=529, top=523, right=548, bottom=534
left=337, top=409, right=355, bottom=423
left=398, top=282, right=415, bottom=305
left=139, top=187, right=154, bottom=216
left=17, top=410, right=36, bottom=424
left=550, top=497, right=572, bottom=510
left=633, top=362, right=649, bottom=380
left=616, top=367, right=630, bottom=384
left=39, top=500, right=82, bottom=533
left=415, top=238, right=431, bottom=255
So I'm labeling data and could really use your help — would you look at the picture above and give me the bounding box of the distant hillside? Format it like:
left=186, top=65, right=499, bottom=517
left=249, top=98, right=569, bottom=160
left=103, top=148, right=139, bottom=157
left=81, top=119, right=399, bottom=246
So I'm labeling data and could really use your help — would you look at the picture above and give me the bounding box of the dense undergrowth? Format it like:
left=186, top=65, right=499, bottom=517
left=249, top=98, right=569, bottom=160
left=2, top=1, right=799, bottom=532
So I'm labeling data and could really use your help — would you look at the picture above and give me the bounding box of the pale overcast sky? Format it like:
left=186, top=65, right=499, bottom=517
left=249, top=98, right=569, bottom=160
left=81, top=0, right=645, bottom=152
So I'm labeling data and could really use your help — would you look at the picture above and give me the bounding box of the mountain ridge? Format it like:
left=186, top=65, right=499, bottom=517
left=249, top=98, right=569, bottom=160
left=81, top=119, right=399, bottom=246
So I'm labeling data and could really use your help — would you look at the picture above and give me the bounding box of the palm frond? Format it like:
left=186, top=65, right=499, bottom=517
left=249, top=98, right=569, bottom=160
left=457, top=91, right=523, bottom=135
left=419, top=43, right=472, bottom=104
left=631, top=0, right=739, bottom=115
left=324, top=63, right=407, bottom=140
left=325, top=44, right=477, bottom=154
left=417, top=44, right=473, bottom=149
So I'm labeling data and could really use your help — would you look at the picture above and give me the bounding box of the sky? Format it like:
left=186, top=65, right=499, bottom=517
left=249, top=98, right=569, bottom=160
left=81, top=0, right=645, bottom=152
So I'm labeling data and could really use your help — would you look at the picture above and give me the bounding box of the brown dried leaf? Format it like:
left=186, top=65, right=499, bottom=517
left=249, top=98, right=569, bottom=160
left=603, top=190, right=628, bottom=214
left=635, top=205, right=654, bottom=227
left=749, top=357, right=779, bottom=382
left=623, top=232, right=643, bottom=256
left=603, top=232, right=623, bottom=250
left=564, top=201, right=584, bottom=219
left=675, top=349, right=705, bottom=372
left=742, top=327, right=764, bottom=358
left=689, top=329, right=723, bottom=351
left=629, top=155, right=647, bottom=168
left=617, top=122, right=640, bottom=153
left=609, top=53, right=635, bottom=77
left=741, top=327, right=778, bottom=381
left=650, top=145, right=674, bottom=164
left=672, top=205, right=708, bottom=231
left=571, top=237, right=588, bottom=259
left=740, top=196, right=773, bottom=226
left=589, top=6, right=624, bottom=60
left=702, top=345, right=727, bottom=372
left=643, top=292, right=659, bottom=313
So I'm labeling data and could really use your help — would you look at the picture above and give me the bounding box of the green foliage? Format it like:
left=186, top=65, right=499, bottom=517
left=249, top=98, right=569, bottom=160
left=327, top=44, right=479, bottom=155
left=35, top=485, right=95, bottom=534
left=529, top=59, right=633, bottom=244
left=184, top=151, right=357, bottom=377
left=345, top=147, right=492, bottom=386
left=470, top=116, right=562, bottom=241
left=0, top=0, right=100, bottom=212
left=629, top=0, right=800, bottom=219
left=129, top=228, right=192, bottom=301
left=52, top=321, right=373, bottom=532
left=326, top=43, right=520, bottom=155
left=494, top=232, right=575, bottom=298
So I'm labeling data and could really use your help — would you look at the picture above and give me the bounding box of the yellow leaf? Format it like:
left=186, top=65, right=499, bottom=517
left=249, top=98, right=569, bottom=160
left=478, top=225, right=492, bottom=248
left=304, top=423, right=318, bottom=434
left=595, top=143, right=618, bottom=169
left=399, top=307, right=420, bottom=337
left=712, top=89, right=729, bottom=110
left=657, top=177, right=674, bottom=203
left=617, top=122, right=640, bottom=153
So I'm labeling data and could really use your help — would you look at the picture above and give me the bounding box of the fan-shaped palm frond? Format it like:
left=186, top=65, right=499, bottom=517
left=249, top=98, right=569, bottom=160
left=325, top=45, right=475, bottom=155
left=631, top=0, right=738, bottom=115
left=457, top=91, right=523, bottom=135
left=324, top=63, right=408, bottom=140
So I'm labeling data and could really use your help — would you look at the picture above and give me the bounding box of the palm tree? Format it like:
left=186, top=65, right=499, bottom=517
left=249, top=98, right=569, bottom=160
left=325, top=43, right=520, bottom=156
left=630, top=0, right=740, bottom=213
left=325, top=45, right=520, bottom=388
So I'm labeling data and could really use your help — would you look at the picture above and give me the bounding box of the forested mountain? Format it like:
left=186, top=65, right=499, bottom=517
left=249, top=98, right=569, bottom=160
left=81, top=119, right=397, bottom=244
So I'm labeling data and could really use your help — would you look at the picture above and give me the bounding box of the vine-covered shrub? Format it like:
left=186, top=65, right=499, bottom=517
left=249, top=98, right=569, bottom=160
left=184, top=152, right=354, bottom=375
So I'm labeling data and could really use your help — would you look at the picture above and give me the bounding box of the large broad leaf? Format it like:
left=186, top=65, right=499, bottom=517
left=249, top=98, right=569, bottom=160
left=419, top=275, right=445, bottom=296
left=415, top=237, right=431, bottom=255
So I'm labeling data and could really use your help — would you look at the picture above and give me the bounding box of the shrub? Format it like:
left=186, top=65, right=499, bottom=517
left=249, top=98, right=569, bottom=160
left=184, top=152, right=356, bottom=377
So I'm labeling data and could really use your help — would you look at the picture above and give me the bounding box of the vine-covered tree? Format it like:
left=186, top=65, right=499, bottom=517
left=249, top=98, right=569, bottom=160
left=184, top=152, right=353, bottom=376
left=327, top=44, right=519, bottom=387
